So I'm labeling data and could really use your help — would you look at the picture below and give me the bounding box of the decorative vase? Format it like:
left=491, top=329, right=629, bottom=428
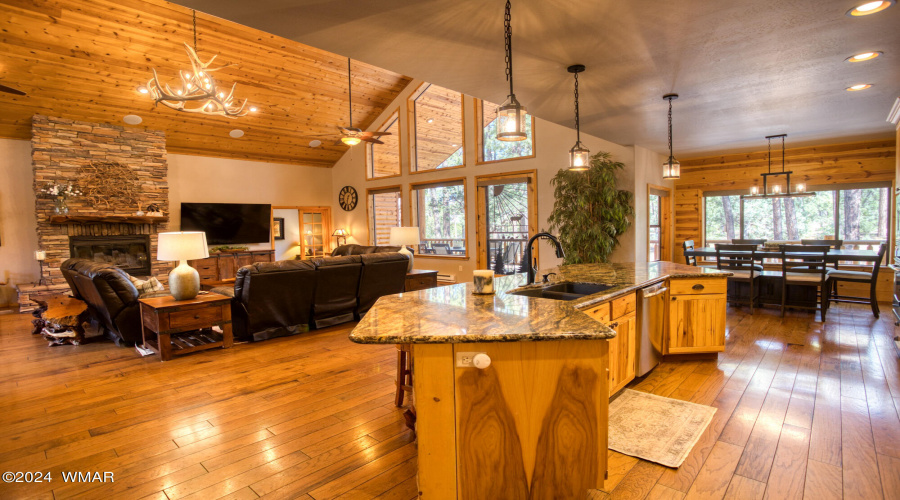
left=53, top=196, right=69, bottom=215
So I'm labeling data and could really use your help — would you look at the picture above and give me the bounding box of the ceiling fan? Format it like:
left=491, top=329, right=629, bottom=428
left=0, top=83, right=26, bottom=96
left=306, top=58, right=391, bottom=147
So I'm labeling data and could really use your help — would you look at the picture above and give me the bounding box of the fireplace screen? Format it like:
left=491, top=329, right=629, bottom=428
left=69, top=235, right=152, bottom=277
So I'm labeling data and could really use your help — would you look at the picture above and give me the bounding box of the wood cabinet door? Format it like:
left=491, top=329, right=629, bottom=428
left=608, top=313, right=636, bottom=396
left=667, top=294, right=727, bottom=354
left=251, top=251, right=273, bottom=263
left=450, top=340, right=608, bottom=499
left=217, top=255, right=236, bottom=280
left=235, top=253, right=254, bottom=269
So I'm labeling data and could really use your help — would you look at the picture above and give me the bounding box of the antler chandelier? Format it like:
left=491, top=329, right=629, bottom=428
left=138, top=10, right=254, bottom=118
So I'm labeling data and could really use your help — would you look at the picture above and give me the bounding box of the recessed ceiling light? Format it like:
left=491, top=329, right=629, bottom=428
left=136, top=86, right=149, bottom=94
left=229, top=129, right=244, bottom=138
left=846, top=0, right=894, bottom=16
left=249, top=106, right=258, bottom=112
left=846, top=51, right=883, bottom=62
left=309, top=140, right=322, bottom=148
left=846, top=83, right=873, bottom=91
left=123, top=114, right=142, bottom=125
left=426, top=118, right=434, bottom=123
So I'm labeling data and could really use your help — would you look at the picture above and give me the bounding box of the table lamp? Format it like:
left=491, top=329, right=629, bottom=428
left=389, top=226, right=420, bottom=272
left=332, top=228, right=349, bottom=247
left=157, top=231, right=209, bottom=300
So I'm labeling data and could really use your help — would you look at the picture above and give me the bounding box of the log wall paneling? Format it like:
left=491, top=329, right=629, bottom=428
left=674, top=188, right=703, bottom=265
left=365, top=186, right=402, bottom=246
left=0, top=0, right=412, bottom=166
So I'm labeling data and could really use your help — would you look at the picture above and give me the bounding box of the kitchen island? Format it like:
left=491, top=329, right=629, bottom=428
left=350, top=261, right=729, bottom=499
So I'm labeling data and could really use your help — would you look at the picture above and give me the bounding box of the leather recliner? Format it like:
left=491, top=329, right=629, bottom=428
left=332, top=244, right=401, bottom=256
left=60, top=258, right=168, bottom=345
left=310, top=255, right=363, bottom=328
left=357, top=253, right=409, bottom=317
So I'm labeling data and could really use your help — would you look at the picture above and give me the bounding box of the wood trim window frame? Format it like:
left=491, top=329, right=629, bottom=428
left=365, top=110, right=402, bottom=181
left=407, top=82, right=466, bottom=175
left=474, top=170, right=538, bottom=271
left=408, top=176, right=469, bottom=259
left=473, top=98, right=536, bottom=166
left=647, top=184, right=672, bottom=262
left=366, top=185, right=403, bottom=246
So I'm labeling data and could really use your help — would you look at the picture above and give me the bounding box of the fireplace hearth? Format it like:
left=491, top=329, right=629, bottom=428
left=69, top=235, right=152, bottom=277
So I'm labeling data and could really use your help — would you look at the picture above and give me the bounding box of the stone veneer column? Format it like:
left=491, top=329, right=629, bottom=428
left=31, top=115, right=170, bottom=288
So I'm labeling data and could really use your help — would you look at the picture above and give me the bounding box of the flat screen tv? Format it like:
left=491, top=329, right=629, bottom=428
left=180, top=203, right=271, bottom=245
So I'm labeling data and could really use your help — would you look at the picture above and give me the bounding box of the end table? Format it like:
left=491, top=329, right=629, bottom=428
left=139, top=293, right=233, bottom=361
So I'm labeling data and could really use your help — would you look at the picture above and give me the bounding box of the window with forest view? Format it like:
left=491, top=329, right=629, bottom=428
left=411, top=180, right=467, bottom=256
left=649, top=194, right=661, bottom=261
left=367, top=187, right=402, bottom=245
left=479, top=99, right=533, bottom=163
left=411, top=84, right=464, bottom=172
left=704, top=185, right=889, bottom=246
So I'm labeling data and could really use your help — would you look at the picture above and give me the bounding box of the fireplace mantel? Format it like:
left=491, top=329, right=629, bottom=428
left=49, top=215, right=169, bottom=225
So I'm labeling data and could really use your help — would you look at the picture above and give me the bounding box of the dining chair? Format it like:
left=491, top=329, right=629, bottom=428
left=827, top=243, right=887, bottom=318
left=732, top=238, right=767, bottom=246
left=801, top=239, right=844, bottom=294
left=433, top=243, right=450, bottom=255
left=780, top=244, right=830, bottom=320
left=682, top=240, right=715, bottom=268
left=716, top=244, right=760, bottom=314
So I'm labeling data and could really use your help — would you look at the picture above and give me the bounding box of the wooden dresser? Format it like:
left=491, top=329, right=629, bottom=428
left=405, top=270, right=438, bottom=292
left=189, top=250, right=275, bottom=285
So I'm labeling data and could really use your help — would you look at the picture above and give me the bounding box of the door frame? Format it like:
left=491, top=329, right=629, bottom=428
left=648, top=184, right=673, bottom=262
left=474, top=170, right=538, bottom=271
left=271, top=206, right=333, bottom=257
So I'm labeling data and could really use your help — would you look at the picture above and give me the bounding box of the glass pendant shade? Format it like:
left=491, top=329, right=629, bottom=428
left=496, top=95, right=528, bottom=141
left=662, top=156, right=680, bottom=179
left=341, top=136, right=362, bottom=146
left=569, top=143, right=590, bottom=171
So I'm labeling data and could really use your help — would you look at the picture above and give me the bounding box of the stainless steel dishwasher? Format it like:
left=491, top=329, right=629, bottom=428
left=636, top=283, right=667, bottom=377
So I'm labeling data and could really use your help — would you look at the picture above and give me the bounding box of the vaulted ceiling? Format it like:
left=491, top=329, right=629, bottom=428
left=0, top=0, right=412, bottom=167
left=174, top=0, right=900, bottom=156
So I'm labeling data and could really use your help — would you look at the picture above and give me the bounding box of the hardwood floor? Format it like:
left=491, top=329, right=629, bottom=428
left=0, top=303, right=897, bottom=499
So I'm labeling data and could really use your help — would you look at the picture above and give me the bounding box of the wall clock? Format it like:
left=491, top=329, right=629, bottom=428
left=339, top=185, right=358, bottom=211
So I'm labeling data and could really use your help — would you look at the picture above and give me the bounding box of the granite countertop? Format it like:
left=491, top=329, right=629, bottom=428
left=349, top=261, right=730, bottom=345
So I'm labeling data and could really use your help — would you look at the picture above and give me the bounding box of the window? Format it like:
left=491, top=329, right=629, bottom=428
left=475, top=171, right=537, bottom=273
left=649, top=194, right=661, bottom=261
left=409, top=83, right=464, bottom=172
left=367, top=112, right=400, bottom=179
left=476, top=99, right=534, bottom=163
left=703, top=183, right=890, bottom=248
left=367, top=186, right=402, bottom=245
left=410, top=178, right=467, bottom=257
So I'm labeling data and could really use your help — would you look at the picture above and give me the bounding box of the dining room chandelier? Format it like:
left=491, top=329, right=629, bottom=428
left=662, top=94, right=680, bottom=179
left=495, top=0, right=528, bottom=141
left=741, top=134, right=815, bottom=199
left=137, top=10, right=253, bottom=118
left=567, top=65, right=590, bottom=171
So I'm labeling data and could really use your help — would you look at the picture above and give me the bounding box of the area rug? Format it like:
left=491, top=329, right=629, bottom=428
left=608, top=389, right=716, bottom=468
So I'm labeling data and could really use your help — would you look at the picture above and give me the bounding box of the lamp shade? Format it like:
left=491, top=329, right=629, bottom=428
left=157, top=231, right=209, bottom=261
left=332, top=228, right=349, bottom=237
left=389, top=226, right=421, bottom=246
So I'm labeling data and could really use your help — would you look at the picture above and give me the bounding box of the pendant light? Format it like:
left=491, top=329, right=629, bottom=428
left=662, top=94, right=680, bottom=179
left=567, top=65, right=590, bottom=171
left=496, top=0, right=528, bottom=142
left=741, top=134, right=815, bottom=199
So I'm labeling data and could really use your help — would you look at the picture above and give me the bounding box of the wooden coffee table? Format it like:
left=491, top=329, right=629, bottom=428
left=32, top=295, right=89, bottom=345
left=139, top=293, right=233, bottom=361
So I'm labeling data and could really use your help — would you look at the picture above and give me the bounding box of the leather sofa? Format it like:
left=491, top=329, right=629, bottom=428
left=60, top=258, right=169, bottom=345
left=215, top=252, right=408, bottom=342
left=331, top=244, right=402, bottom=256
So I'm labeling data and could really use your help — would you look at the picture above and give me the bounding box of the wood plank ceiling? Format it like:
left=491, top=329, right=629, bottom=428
left=0, top=0, right=413, bottom=167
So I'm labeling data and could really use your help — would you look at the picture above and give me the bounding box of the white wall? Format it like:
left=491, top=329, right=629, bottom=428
left=273, top=208, right=301, bottom=260
left=633, top=146, right=675, bottom=263
left=330, top=80, right=642, bottom=283
left=0, top=139, right=38, bottom=307
left=167, top=154, right=334, bottom=251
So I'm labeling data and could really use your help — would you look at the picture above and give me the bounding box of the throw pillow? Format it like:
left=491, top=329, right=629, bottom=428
left=127, top=275, right=165, bottom=293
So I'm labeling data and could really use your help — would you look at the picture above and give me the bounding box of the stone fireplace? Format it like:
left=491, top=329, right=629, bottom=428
left=19, top=115, right=170, bottom=311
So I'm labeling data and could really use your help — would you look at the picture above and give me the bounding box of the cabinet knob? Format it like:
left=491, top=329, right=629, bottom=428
left=672, top=296, right=677, bottom=301
left=194, top=314, right=200, bottom=319
left=692, top=284, right=705, bottom=290
left=472, top=353, right=492, bottom=370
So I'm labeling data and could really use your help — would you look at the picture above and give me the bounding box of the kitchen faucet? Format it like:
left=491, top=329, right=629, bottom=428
left=521, top=232, right=565, bottom=285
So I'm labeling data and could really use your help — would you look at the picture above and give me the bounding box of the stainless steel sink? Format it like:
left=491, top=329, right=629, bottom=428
left=507, top=282, right=615, bottom=301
